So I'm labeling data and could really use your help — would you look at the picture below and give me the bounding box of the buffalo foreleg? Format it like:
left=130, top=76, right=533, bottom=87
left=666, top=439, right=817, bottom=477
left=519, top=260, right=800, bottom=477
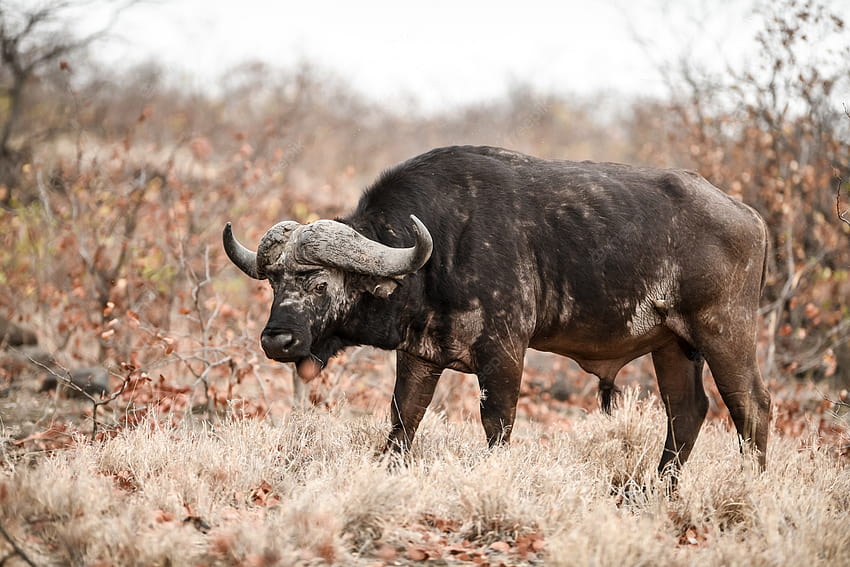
left=476, top=353, right=524, bottom=448
left=385, top=351, right=443, bottom=452
left=652, top=339, right=709, bottom=478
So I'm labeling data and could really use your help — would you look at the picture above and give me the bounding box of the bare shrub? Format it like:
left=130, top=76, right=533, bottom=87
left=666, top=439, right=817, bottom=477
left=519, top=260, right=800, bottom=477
left=627, top=0, right=850, bottom=383
left=1, top=399, right=845, bottom=565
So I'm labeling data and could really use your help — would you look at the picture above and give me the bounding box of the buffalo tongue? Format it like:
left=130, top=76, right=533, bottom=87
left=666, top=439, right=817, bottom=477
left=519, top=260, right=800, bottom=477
left=296, top=358, right=323, bottom=381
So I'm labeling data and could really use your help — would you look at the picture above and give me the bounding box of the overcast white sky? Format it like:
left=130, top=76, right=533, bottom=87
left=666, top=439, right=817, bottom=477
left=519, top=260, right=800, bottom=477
left=84, top=0, right=760, bottom=112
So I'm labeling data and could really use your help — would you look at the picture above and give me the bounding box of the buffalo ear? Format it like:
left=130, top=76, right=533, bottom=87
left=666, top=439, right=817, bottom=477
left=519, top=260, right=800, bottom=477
left=370, top=278, right=399, bottom=299
left=353, top=275, right=401, bottom=298
left=352, top=274, right=404, bottom=299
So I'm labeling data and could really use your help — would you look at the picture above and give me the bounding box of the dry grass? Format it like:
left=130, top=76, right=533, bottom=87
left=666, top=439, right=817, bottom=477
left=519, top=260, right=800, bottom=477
left=1, top=389, right=848, bottom=566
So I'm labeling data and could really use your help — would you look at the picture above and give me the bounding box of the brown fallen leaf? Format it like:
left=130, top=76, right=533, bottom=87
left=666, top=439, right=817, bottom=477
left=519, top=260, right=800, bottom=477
left=406, top=547, right=428, bottom=561
left=154, top=510, right=174, bottom=523
left=250, top=479, right=274, bottom=505
left=375, top=544, right=398, bottom=561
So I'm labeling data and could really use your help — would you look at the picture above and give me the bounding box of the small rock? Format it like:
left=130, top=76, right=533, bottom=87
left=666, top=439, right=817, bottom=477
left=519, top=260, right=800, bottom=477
left=41, top=366, right=110, bottom=398
left=548, top=379, right=573, bottom=402
left=8, top=345, right=54, bottom=367
left=0, top=317, right=38, bottom=347
left=1, top=346, right=55, bottom=384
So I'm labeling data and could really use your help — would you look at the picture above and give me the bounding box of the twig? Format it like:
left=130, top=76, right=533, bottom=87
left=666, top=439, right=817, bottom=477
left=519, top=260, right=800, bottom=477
left=840, top=105, right=850, bottom=228
left=249, top=363, right=276, bottom=426
left=837, top=176, right=849, bottom=228
left=776, top=318, right=850, bottom=376
left=35, top=169, right=53, bottom=223
left=761, top=227, right=801, bottom=377
left=0, top=522, right=37, bottom=567
left=16, top=349, right=130, bottom=440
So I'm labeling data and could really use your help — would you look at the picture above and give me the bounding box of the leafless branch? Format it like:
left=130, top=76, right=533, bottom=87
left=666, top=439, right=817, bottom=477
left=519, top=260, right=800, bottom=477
left=18, top=350, right=131, bottom=440
left=837, top=177, right=850, bottom=228
left=0, top=0, right=140, bottom=154
left=777, top=318, right=850, bottom=376
left=759, top=226, right=825, bottom=378
left=838, top=105, right=850, bottom=228
left=35, top=168, right=53, bottom=222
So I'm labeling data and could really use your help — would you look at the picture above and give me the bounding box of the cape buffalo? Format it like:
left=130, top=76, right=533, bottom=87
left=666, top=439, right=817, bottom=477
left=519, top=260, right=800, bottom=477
left=223, top=145, right=771, bottom=474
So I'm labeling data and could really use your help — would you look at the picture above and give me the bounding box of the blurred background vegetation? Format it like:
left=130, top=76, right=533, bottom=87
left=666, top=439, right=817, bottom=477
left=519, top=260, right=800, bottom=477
left=0, top=0, right=848, bottom=438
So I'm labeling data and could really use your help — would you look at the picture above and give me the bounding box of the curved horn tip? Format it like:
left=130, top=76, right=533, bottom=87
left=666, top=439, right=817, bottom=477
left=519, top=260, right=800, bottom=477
left=222, top=221, right=263, bottom=280
left=407, top=214, right=433, bottom=269
left=409, top=214, right=430, bottom=240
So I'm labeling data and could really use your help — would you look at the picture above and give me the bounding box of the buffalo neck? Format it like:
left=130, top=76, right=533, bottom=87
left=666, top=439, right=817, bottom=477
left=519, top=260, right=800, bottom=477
left=336, top=286, right=414, bottom=352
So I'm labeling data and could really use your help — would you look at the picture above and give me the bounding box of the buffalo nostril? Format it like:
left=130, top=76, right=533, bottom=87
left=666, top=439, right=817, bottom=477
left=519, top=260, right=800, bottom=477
left=261, top=332, right=296, bottom=357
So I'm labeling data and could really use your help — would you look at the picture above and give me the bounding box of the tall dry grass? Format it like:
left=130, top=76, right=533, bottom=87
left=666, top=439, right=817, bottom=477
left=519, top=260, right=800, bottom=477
left=1, top=389, right=848, bottom=566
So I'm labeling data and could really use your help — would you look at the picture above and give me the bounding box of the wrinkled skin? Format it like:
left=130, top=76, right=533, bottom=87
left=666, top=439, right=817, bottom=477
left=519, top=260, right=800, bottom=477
left=258, top=260, right=402, bottom=378
left=224, top=145, right=772, bottom=477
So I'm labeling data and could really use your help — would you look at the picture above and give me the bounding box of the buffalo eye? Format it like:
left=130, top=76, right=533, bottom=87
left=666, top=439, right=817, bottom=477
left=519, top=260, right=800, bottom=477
left=314, top=281, right=328, bottom=295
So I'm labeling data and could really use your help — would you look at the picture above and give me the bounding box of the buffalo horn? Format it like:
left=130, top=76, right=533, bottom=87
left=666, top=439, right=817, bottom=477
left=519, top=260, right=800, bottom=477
left=296, top=215, right=432, bottom=277
left=222, top=222, right=263, bottom=280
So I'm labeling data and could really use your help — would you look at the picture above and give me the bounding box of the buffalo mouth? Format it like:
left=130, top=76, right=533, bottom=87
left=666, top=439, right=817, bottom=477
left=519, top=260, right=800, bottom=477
left=295, top=356, right=325, bottom=380
left=267, top=354, right=324, bottom=380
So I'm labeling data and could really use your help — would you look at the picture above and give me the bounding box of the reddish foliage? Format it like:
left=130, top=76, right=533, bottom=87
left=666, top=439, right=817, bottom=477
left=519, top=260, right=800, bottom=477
left=249, top=480, right=280, bottom=507
left=11, top=423, right=77, bottom=451
left=0, top=0, right=846, bottom=480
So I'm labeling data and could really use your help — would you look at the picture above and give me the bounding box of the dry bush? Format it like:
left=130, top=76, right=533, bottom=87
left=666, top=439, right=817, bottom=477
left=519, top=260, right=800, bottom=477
left=0, top=397, right=847, bottom=565
left=568, top=386, right=666, bottom=489
left=1, top=44, right=623, bottom=443
left=1, top=1, right=849, bottom=564
left=627, top=0, right=850, bottom=385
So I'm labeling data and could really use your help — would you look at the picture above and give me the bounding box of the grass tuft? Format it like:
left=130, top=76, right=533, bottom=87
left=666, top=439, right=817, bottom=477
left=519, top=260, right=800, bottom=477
left=1, top=394, right=848, bottom=565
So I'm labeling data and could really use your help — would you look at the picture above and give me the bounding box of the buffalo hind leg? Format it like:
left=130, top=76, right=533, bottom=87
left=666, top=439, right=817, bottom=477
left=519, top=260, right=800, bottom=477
left=477, top=353, right=524, bottom=448
left=652, top=339, right=709, bottom=479
left=700, top=342, right=771, bottom=470
left=385, top=351, right=443, bottom=453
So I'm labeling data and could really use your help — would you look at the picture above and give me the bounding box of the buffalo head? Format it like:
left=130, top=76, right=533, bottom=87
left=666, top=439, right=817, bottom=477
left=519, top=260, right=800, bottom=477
left=223, top=215, right=432, bottom=378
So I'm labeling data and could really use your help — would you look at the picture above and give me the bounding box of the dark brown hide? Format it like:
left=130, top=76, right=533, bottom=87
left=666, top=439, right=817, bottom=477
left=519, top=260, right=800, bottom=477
left=224, top=146, right=771, bottom=476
